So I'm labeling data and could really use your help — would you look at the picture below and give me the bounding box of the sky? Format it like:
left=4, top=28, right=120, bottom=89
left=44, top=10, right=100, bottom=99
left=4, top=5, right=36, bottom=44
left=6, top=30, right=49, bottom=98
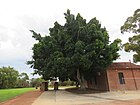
left=0, top=0, right=139, bottom=78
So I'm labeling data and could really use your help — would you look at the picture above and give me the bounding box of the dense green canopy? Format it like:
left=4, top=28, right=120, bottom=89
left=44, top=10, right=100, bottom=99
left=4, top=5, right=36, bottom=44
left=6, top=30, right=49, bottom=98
left=28, top=10, right=121, bottom=88
left=0, top=66, right=19, bottom=88
left=0, top=66, right=29, bottom=89
left=121, top=9, right=140, bottom=62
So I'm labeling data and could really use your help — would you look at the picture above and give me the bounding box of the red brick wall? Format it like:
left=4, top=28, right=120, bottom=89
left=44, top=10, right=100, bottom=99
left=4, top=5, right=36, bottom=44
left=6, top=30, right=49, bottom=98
left=88, top=71, right=109, bottom=91
left=107, top=70, right=118, bottom=91
left=107, top=69, right=140, bottom=91
left=97, top=71, right=109, bottom=91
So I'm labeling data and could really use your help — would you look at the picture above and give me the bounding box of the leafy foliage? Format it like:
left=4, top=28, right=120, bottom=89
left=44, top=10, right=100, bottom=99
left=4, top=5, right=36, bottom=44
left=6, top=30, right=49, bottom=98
left=0, top=66, right=19, bottom=89
left=28, top=10, right=121, bottom=86
left=30, top=78, right=44, bottom=87
left=0, top=66, right=30, bottom=89
left=121, top=9, right=140, bottom=62
left=17, top=72, right=29, bottom=88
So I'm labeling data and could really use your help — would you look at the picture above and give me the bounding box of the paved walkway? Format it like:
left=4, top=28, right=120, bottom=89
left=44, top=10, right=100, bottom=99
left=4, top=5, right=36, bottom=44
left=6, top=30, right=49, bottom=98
left=32, top=90, right=140, bottom=105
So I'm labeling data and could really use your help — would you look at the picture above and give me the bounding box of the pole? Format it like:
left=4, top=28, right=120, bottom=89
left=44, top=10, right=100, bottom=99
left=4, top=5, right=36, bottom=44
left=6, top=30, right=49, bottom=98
left=131, top=69, right=138, bottom=90
left=122, top=77, right=125, bottom=93
left=129, top=61, right=137, bottom=90
left=54, top=90, right=56, bottom=102
left=129, top=60, right=137, bottom=90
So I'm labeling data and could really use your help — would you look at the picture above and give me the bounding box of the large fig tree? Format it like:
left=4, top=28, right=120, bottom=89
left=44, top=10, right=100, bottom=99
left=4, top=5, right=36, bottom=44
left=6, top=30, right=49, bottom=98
left=28, top=10, right=121, bottom=89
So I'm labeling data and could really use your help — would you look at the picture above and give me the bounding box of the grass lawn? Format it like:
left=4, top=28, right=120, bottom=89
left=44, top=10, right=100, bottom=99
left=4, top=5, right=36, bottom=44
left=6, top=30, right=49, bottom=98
left=0, top=88, right=35, bottom=102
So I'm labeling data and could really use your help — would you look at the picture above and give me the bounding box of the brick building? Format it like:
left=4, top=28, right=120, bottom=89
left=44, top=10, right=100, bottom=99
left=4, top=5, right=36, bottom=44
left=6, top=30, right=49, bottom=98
left=87, top=62, right=140, bottom=91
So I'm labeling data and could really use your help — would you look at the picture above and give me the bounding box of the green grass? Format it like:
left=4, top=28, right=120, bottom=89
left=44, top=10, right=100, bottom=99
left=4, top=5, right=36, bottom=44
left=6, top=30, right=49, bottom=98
left=0, top=88, right=35, bottom=102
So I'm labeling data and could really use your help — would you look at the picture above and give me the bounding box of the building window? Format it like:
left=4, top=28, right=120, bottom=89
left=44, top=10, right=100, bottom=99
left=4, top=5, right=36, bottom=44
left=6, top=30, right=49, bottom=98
left=118, top=72, right=125, bottom=84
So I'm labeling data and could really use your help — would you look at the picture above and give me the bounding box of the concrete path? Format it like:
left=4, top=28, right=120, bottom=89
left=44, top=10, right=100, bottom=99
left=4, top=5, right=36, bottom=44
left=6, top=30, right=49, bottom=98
left=32, top=90, right=140, bottom=105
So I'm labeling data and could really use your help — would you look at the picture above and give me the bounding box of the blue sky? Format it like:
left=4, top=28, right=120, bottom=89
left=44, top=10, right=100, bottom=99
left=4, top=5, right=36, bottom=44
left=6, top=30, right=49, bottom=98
left=0, top=0, right=139, bottom=78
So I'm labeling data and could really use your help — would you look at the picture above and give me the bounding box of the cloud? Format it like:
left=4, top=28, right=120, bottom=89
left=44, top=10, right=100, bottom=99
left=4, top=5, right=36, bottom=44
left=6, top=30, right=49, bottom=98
left=0, top=26, right=9, bottom=42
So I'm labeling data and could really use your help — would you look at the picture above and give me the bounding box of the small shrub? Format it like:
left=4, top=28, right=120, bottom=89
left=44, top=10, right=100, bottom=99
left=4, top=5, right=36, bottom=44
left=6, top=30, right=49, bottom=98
left=60, top=80, right=75, bottom=86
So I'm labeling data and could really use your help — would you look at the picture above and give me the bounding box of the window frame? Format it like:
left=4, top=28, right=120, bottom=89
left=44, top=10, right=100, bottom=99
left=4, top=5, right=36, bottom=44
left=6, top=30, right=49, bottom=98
left=118, top=72, right=125, bottom=84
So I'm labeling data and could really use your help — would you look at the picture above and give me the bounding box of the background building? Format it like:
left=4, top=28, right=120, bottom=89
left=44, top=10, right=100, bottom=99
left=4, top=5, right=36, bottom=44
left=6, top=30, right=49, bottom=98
left=87, top=62, right=140, bottom=91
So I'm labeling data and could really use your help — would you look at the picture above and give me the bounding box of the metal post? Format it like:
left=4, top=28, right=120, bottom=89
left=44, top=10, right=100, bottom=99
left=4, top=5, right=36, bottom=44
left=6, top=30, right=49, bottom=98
left=132, top=69, right=138, bottom=90
left=122, top=77, right=125, bottom=93
left=54, top=90, right=56, bottom=102
left=129, top=61, right=138, bottom=90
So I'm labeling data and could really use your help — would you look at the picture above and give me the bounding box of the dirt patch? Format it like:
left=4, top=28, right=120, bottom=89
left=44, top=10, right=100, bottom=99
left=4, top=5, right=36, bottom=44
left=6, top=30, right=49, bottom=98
left=0, top=90, right=42, bottom=105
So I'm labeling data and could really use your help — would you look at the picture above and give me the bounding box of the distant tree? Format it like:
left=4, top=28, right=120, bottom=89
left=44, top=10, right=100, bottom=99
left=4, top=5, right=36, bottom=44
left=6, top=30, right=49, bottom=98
left=30, top=78, right=44, bottom=87
left=28, top=10, right=121, bottom=89
left=17, top=72, right=29, bottom=88
left=0, top=66, right=19, bottom=89
left=19, top=72, right=29, bottom=81
left=121, top=9, right=140, bottom=62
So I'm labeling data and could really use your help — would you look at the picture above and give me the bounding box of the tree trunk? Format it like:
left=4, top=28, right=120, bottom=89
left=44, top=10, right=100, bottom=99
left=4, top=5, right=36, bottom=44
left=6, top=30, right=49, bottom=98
left=80, top=75, right=87, bottom=90
left=77, top=68, right=87, bottom=90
